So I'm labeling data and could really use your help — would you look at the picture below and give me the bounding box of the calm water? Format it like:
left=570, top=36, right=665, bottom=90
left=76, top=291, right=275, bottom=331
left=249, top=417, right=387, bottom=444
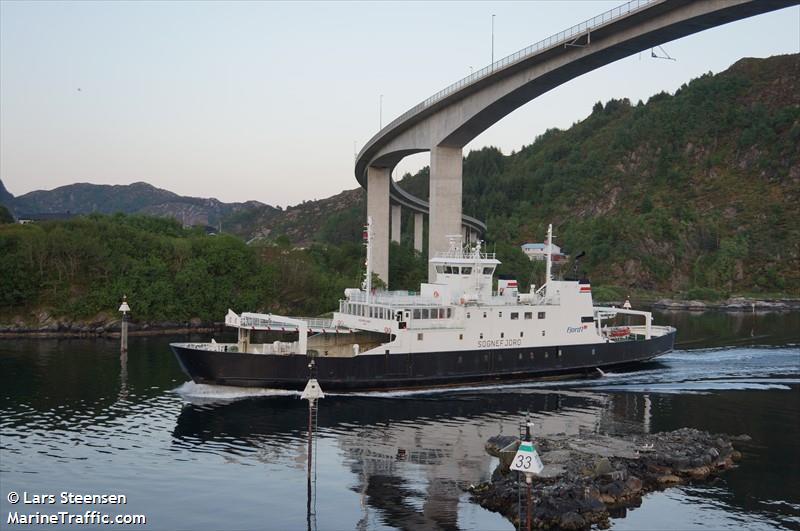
left=1, top=310, right=799, bottom=531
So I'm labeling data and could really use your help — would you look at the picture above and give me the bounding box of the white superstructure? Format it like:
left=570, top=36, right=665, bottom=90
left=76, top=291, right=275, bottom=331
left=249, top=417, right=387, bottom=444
left=331, top=224, right=654, bottom=356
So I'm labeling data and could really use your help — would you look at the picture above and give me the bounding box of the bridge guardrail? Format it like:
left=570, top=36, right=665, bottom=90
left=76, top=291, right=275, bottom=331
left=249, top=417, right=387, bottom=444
left=370, top=0, right=656, bottom=145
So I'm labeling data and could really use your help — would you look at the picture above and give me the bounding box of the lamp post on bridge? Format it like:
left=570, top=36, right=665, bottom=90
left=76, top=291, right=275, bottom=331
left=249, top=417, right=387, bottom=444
left=492, top=14, right=496, bottom=66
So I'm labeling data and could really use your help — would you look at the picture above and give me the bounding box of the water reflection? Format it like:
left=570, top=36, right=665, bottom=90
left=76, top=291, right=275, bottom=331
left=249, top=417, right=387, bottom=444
left=1, top=313, right=799, bottom=530
left=172, top=389, right=665, bottom=529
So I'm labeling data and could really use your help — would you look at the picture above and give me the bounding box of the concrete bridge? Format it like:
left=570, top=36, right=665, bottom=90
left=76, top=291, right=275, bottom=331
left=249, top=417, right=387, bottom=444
left=354, top=0, right=798, bottom=284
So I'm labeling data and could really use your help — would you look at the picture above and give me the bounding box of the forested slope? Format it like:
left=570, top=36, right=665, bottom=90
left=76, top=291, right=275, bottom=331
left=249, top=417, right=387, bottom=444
left=233, top=54, right=800, bottom=297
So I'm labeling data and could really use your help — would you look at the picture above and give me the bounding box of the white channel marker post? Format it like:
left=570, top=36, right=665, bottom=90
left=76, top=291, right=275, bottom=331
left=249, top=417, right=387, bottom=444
left=301, top=366, right=324, bottom=528
left=510, top=422, right=544, bottom=531
left=118, top=295, right=131, bottom=354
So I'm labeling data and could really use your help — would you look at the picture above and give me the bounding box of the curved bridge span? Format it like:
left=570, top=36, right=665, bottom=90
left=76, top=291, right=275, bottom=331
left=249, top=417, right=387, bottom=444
left=356, top=0, right=798, bottom=283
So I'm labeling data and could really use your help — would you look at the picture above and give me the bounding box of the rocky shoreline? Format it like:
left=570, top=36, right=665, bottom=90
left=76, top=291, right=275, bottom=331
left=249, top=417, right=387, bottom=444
left=468, top=428, right=747, bottom=530
left=651, top=297, right=800, bottom=312
left=0, top=312, right=223, bottom=338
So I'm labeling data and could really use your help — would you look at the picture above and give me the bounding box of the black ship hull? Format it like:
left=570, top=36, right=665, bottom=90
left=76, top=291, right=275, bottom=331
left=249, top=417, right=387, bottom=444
left=171, top=330, right=675, bottom=391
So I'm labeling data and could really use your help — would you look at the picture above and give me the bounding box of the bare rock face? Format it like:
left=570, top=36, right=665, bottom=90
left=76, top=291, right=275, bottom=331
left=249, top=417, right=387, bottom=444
left=468, top=428, right=746, bottom=530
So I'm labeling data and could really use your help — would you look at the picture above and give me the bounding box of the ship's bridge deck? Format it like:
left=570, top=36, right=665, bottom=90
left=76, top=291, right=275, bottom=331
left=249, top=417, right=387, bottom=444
left=337, top=290, right=554, bottom=323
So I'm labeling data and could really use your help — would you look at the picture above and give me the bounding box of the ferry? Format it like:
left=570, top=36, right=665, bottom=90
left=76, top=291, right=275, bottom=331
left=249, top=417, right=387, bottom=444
left=171, top=222, right=675, bottom=390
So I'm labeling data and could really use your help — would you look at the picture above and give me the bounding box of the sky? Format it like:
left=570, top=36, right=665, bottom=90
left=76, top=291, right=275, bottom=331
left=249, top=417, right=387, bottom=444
left=1, top=1, right=798, bottom=207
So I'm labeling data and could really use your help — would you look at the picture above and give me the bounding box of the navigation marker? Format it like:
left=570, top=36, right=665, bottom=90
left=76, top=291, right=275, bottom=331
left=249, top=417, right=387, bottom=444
left=509, top=440, right=544, bottom=475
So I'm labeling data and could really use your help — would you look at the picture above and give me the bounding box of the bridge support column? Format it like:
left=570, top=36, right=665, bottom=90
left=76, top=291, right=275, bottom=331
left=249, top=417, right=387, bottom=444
left=367, top=166, right=390, bottom=286
left=391, top=204, right=401, bottom=243
left=428, top=145, right=462, bottom=281
left=413, top=212, right=424, bottom=252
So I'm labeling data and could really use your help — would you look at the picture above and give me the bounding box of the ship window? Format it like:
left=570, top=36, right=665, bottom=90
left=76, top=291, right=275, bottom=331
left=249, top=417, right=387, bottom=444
left=421, top=309, right=430, bottom=319
left=467, top=312, right=471, bottom=319
left=461, top=267, right=472, bottom=274
left=447, top=308, right=452, bottom=318
left=538, top=312, right=546, bottom=319
left=483, top=267, right=494, bottom=275
left=520, top=332, right=524, bottom=338
left=417, top=333, right=423, bottom=341
left=439, top=308, right=445, bottom=319
left=444, top=266, right=454, bottom=274
left=459, top=334, right=463, bottom=340
left=483, top=312, right=487, bottom=318
left=413, top=309, right=421, bottom=319
left=581, top=316, right=594, bottom=323
left=479, top=333, right=483, bottom=339
left=511, top=312, right=519, bottom=320
left=500, top=332, right=504, bottom=338
left=436, top=265, right=444, bottom=274
left=499, top=312, right=503, bottom=317
left=542, top=330, right=546, bottom=336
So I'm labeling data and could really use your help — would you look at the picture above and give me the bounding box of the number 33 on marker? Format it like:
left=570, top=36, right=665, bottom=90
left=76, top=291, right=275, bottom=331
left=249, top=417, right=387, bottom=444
left=509, top=441, right=544, bottom=474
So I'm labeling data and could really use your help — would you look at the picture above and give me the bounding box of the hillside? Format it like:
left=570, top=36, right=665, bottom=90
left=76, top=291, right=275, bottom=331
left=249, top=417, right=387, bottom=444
left=0, top=214, right=368, bottom=325
left=229, top=54, right=800, bottom=296
left=0, top=180, right=269, bottom=227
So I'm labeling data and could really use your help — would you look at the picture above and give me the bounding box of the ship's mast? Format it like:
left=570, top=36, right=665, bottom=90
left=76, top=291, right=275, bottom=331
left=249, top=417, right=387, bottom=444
left=363, top=216, right=373, bottom=305
left=545, top=224, right=553, bottom=297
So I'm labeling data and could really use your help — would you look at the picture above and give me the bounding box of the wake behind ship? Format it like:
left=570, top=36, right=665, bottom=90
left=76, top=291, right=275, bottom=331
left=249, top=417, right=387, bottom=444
left=171, top=223, right=675, bottom=390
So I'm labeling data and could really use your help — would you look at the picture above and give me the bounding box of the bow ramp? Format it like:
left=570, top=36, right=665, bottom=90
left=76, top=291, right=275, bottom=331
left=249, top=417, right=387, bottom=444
left=225, top=310, right=354, bottom=335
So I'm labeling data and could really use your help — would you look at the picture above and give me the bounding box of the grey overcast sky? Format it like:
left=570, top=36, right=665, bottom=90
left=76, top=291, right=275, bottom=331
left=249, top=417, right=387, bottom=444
left=1, top=1, right=798, bottom=207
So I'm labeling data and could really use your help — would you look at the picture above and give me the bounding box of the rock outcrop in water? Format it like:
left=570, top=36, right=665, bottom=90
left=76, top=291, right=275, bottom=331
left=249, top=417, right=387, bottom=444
left=468, top=428, right=747, bottom=530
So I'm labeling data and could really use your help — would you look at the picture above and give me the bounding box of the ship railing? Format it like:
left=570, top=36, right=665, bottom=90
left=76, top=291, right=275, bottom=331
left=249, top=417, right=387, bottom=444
left=594, top=306, right=652, bottom=339
left=433, top=250, right=497, bottom=260
left=346, top=291, right=441, bottom=306
left=240, top=315, right=341, bottom=332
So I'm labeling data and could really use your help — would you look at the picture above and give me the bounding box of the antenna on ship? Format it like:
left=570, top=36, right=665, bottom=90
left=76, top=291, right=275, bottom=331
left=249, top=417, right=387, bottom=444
left=301, top=361, right=324, bottom=531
